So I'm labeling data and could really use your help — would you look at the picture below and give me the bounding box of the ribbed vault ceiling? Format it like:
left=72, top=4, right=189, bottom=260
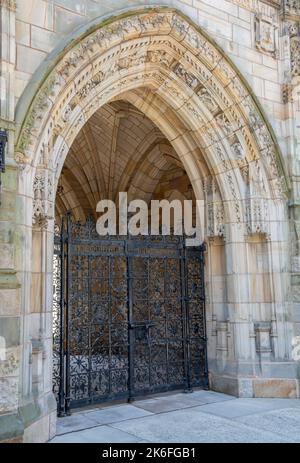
left=56, top=100, right=193, bottom=221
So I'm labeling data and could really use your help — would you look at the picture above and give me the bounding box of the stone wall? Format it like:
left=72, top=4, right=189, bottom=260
left=0, top=0, right=299, bottom=443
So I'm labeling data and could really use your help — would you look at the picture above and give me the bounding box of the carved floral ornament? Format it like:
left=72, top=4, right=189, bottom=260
left=14, top=10, right=287, bottom=232
left=0, top=0, right=17, bottom=11
left=287, top=21, right=300, bottom=78
left=282, top=18, right=300, bottom=102
left=230, top=0, right=298, bottom=18
left=229, top=1, right=280, bottom=15
left=32, top=171, right=54, bottom=229
left=283, top=0, right=300, bottom=19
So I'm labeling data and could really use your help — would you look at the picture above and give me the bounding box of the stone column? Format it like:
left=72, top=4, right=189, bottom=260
left=0, top=0, right=56, bottom=442
left=209, top=195, right=297, bottom=398
left=211, top=222, right=256, bottom=397
left=19, top=149, right=56, bottom=443
left=281, top=1, right=300, bottom=377
left=0, top=0, right=23, bottom=443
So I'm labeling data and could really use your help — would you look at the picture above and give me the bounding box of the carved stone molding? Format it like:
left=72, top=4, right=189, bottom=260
left=246, top=197, right=269, bottom=236
left=290, top=32, right=300, bottom=78
left=289, top=202, right=300, bottom=259
left=173, top=63, right=200, bottom=90
left=282, top=82, right=294, bottom=102
left=281, top=7, right=300, bottom=166
left=246, top=160, right=269, bottom=236
left=197, top=88, right=220, bottom=114
left=14, top=9, right=288, bottom=229
left=230, top=0, right=280, bottom=15
left=254, top=322, right=273, bottom=354
left=255, top=13, right=279, bottom=57
left=0, top=0, right=16, bottom=11
left=207, top=203, right=226, bottom=239
left=283, top=0, right=300, bottom=19
left=280, top=22, right=299, bottom=110
left=32, top=169, right=54, bottom=229
left=0, top=353, right=19, bottom=376
left=216, top=320, right=231, bottom=353
left=203, top=177, right=226, bottom=239
left=282, top=20, right=300, bottom=82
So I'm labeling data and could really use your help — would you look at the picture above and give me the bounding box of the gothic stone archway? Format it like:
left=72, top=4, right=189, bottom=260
left=52, top=99, right=209, bottom=413
left=13, top=8, right=298, bottom=442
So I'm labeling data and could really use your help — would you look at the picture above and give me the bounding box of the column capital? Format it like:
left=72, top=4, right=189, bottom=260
left=282, top=0, right=300, bottom=20
left=0, top=0, right=16, bottom=12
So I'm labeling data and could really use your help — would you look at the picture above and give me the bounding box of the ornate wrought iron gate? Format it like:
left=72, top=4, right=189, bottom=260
left=53, top=216, right=208, bottom=415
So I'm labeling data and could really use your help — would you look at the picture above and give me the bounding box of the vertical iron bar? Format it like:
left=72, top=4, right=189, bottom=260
left=88, top=255, right=92, bottom=404
left=65, top=213, right=71, bottom=415
left=108, top=256, right=112, bottom=396
left=182, top=238, right=193, bottom=393
left=201, top=245, right=209, bottom=389
left=127, top=241, right=134, bottom=402
left=164, top=256, right=169, bottom=388
left=147, top=256, right=151, bottom=390
left=180, top=235, right=188, bottom=392
left=58, top=217, right=66, bottom=417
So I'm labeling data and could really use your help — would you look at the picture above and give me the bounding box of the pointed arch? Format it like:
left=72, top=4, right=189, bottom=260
left=14, top=8, right=288, bottom=239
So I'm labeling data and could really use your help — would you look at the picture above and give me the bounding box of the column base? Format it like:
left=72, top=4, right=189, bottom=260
left=0, top=391, right=57, bottom=443
left=210, top=373, right=300, bottom=398
left=0, top=411, right=24, bottom=442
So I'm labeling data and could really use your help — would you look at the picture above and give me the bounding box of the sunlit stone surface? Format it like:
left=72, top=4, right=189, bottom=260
left=0, top=0, right=300, bottom=442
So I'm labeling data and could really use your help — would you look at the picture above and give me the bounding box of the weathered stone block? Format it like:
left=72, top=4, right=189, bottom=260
left=253, top=379, right=298, bottom=398
left=0, top=317, right=20, bottom=347
left=16, top=44, right=46, bottom=75
left=31, top=26, right=57, bottom=53
left=0, top=412, right=23, bottom=442
left=16, top=20, right=30, bottom=47
left=0, top=244, right=14, bottom=269
left=0, top=376, right=18, bottom=413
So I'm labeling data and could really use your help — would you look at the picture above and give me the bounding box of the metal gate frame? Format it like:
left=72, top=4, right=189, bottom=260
left=53, top=215, right=208, bottom=416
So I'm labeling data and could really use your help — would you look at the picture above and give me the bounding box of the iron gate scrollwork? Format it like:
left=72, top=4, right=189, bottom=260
left=53, top=215, right=208, bottom=415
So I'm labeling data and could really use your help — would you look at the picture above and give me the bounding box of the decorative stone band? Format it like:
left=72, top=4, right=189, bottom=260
left=231, top=0, right=299, bottom=19
left=288, top=22, right=300, bottom=78
left=0, top=0, right=16, bottom=12
left=283, top=0, right=300, bottom=19
left=282, top=83, right=294, bottom=103
left=230, top=0, right=280, bottom=14
left=32, top=169, right=54, bottom=229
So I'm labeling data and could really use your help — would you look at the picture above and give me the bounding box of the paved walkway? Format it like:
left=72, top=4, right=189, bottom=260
left=50, top=390, right=300, bottom=443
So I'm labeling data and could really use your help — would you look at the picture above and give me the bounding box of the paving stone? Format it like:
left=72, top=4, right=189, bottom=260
left=235, top=408, right=300, bottom=440
left=133, top=394, right=207, bottom=413
left=192, top=400, right=273, bottom=419
left=82, top=404, right=153, bottom=426
left=52, top=425, right=146, bottom=443
left=236, top=398, right=300, bottom=411
left=51, top=393, right=300, bottom=443
left=110, top=408, right=294, bottom=443
left=56, top=414, right=99, bottom=435
left=189, top=390, right=237, bottom=404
